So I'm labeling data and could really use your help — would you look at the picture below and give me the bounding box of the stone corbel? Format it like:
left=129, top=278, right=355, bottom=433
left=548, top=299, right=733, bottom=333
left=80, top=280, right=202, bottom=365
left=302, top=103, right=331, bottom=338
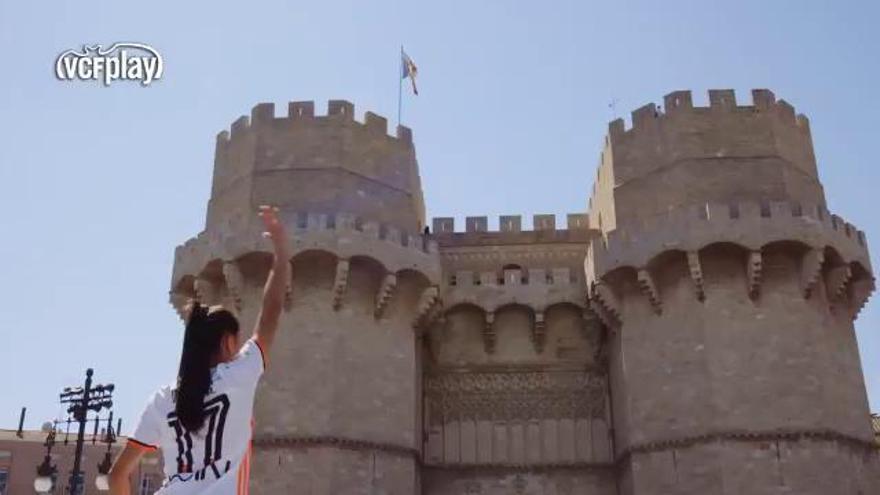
left=483, top=312, right=497, bottom=354
left=800, top=248, right=825, bottom=299
left=637, top=269, right=662, bottom=314
left=591, top=281, right=622, bottom=324
left=332, top=259, right=350, bottom=310
left=825, top=265, right=852, bottom=302
left=422, top=300, right=445, bottom=331
left=374, top=273, right=398, bottom=319
left=850, top=277, right=876, bottom=320
left=531, top=311, right=546, bottom=353
left=169, top=292, right=190, bottom=321
left=746, top=251, right=763, bottom=300
left=222, top=261, right=245, bottom=312
left=587, top=298, right=615, bottom=331
left=413, top=286, right=440, bottom=328
left=686, top=251, right=705, bottom=301
left=194, top=278, right=215, bottom=304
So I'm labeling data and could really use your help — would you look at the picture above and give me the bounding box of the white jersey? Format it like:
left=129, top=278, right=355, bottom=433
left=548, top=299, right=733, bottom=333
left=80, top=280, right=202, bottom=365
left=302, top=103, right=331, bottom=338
left=130, top=337, right=265, bottom=495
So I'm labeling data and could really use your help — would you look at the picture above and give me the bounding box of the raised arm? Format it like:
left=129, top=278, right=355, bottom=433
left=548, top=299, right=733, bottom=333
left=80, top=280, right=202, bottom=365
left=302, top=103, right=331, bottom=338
left=251, top=206, right=291, bottom=360
left=108, top=442, right=145, bottom=495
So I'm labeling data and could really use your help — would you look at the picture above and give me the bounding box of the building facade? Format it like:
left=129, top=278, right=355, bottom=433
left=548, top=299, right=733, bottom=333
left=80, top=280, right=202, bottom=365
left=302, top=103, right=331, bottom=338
left=170, top=90, right=878, bottom=494
left=0, top=429, right=162, bottom=495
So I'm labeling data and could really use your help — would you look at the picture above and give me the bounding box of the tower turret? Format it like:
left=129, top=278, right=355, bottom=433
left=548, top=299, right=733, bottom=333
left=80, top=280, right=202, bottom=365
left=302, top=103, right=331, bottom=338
left=171, top=101, right=440, bottom=493
left=207, top=100, right=426, bottom=235
left=586, top=90, right=877, bottom=494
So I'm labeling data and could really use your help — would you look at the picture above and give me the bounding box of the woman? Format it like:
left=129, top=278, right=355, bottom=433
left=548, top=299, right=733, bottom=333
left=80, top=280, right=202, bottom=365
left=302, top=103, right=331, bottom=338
left=109, top=206, right=290, bottom=494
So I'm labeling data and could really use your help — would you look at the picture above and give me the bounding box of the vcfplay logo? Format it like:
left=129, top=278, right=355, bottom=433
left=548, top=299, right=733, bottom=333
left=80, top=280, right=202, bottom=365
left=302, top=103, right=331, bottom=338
left=55, top=43, right=163, bottom=86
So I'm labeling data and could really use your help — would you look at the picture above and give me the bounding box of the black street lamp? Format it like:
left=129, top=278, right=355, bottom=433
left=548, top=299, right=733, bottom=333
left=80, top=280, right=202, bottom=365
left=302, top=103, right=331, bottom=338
left=36, top=368, right=116, bottom=494
left=33, top=425, right=57, bottom=492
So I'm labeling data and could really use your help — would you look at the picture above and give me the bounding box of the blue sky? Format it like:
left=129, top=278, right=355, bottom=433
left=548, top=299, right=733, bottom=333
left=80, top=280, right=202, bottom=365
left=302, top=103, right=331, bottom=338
left=1, top=0, right=877, bottom=433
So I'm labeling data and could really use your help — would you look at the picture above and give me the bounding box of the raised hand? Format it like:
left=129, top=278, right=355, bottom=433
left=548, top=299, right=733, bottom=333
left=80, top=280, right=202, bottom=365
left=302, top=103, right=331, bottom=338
left=258, top=205, right=289, bottom=254
left=252, top=205, right=292, bottom=358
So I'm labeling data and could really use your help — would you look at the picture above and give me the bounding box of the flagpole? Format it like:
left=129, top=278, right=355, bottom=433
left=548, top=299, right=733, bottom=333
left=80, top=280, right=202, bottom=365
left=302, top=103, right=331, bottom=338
left=397, top=45, right=403, bottom=127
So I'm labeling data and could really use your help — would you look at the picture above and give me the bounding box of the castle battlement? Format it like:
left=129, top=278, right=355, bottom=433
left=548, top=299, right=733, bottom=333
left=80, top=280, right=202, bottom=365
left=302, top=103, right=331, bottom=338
left=588, top=199, right=870, bottom=284
left=610, top=89, right=808, bottom=137
left=172, top=210, right=440, bottom=294
left=207, top=100, right=426, bottom=235
left=441, top=266, right=586, bottom=319
left=603, top=89, right=817, bottom=184
left=432, top=214, right=589, bottom=234
left=449, top=267, right=580, bottom=288
left=215, top=100, right=413, bottom=145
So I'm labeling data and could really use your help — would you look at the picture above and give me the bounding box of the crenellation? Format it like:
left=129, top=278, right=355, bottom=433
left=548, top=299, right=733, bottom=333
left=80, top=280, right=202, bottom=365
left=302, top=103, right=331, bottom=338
left=630, top=103, right=659, bottom=129
left=708, top=89, right=736, bottom=110
left=327, top=99, right=354, bottom=119
left=775, top=98, right=796, bottom=123
left=217, top=100, right=411, bottom=147
left=751, top=88, right=776, bottom=109
left=430, top=214, right=592, bottom=237
left=594, top=90, right=821, bottom=225
left=533, top=214, right=556, bottom=231
left=396, top=124, right=413, bottom=143
left=567, top=213, right=589, bottom=230
left=251, top=102, right=275, bottom=125
left=229, top=114, right=250, bottom=139
left=364, top=111, right=388, bottom=134
left=500, top=215, right=522, bottom=232
left=612, top=89, right=812, bottom=135
left=288, top=100, right=315, bottom=119
left=433, top=217, right=454, bottom=234
left=608, top=118, right=625, bottom=139
left=663, top=90, right=693, bottom=113
left=466, top=216, right=488, bottom=233
left=445, top=267, right=580, bottom=289
left=172, top=209, right=441, bottom=294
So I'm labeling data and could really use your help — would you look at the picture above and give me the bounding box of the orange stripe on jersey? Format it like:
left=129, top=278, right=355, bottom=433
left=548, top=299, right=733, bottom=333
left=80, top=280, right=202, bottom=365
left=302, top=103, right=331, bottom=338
left=127, top=437, right=158, bottom=451
left=244, top=443, right=252, bottom=494
left=253, top=336, right=268, bottom=370
left=238, top=419, right=255, bottom=495
left=235, top=454, right=247, bottom=495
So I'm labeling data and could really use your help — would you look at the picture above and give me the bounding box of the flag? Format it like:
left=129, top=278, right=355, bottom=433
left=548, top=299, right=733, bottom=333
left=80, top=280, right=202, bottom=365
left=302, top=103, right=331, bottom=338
left=401, top=50, right=418, bottom=95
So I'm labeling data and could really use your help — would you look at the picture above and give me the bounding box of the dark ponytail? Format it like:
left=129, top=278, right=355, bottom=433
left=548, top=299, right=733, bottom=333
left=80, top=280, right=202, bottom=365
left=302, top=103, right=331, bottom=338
left=175, top=302, right=240, bottom=432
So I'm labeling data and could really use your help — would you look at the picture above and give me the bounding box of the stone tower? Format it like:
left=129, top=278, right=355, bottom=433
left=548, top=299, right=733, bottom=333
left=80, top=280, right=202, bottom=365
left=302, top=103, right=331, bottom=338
left=171, top=101, right=441, bottom=493
left=170, top=90, right=878, bottom=495
left=586, top=89, right=877, bottom=494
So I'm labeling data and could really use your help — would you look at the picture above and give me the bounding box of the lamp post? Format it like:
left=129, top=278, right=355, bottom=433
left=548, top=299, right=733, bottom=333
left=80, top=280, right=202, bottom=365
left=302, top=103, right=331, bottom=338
left=35, top=368, right=115, bottom=494
left=33, top=425, right=57, bottom=492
